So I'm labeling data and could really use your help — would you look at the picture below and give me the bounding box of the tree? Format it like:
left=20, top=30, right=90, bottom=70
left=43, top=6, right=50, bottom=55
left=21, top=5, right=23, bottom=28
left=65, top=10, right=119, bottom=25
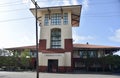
left=0, top=56, right=19, bottom=71
left=20, top=49, right=31, bottom=70
left=103, top=55, right=120, bottom=72
left=0, top=49, right=2, bottom=56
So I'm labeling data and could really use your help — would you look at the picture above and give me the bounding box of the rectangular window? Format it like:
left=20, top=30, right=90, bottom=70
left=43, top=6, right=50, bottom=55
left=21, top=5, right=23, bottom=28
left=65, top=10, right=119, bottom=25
left=78, top=51, right=87, bottom=58
left=51, top=29, right=61, bottom=48
left=63, top=13, right=68, bottom=25
left=79, top=51, right=83, bottom=58
left=30, top=52, right=36, bottom=57
left=51, top=45, right=61, bottom=48
left=88, top=51, right=98, bottom=58
left=51, top=13, right=61, bottom=25
left=44, top=14, right=49, bottom=26
left=89, top=51, right=94, bottom=58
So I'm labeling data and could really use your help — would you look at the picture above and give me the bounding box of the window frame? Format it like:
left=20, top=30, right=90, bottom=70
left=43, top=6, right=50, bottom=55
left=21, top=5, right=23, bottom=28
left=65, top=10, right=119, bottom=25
left=51, top=13, right=61, bottom=25
left=51, top=28, right=61, bottom=48
left=44, top=14, right=49, bottom=26
left=63, top=13, right=68, bottom=25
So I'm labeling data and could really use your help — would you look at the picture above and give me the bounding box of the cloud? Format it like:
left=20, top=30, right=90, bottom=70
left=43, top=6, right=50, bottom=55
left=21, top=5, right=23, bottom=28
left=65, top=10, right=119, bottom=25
left=82, top=0, right=89, bottom=11
left=109, top=29, right=120, bottom=42
left=63, top=0, right=71, bottom=5
left=71, top=0, right=78, bottom=5
left=0, top=35, right=36, bottom=48
left=72, top=30, right=94, bottom=43
left=22, top=0, right=29, bottom=3
left=29, top=0, right=79, bottom=8
left=63, top=0, right=79, bottom=6
left=109, top=27, right=114, bottom=33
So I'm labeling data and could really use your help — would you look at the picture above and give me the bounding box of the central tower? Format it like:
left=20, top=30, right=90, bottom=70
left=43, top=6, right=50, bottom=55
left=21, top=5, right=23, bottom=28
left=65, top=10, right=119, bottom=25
left=30, top=5, right=82, bottom=72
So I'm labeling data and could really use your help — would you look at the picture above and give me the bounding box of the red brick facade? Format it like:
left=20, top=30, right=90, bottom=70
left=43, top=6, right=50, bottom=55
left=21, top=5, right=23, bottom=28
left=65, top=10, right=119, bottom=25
left=39, top=66, right=72, bottom=72
left=39, top=66, right=47, bottom=72
left=40, top=49, right=65, bottom=53
left=39, top=39, right=46, bottom=51
left=65, top=39, right=73, bottom=52
left=38, top=39, right=73, bottom=72
left=39, top=39, right=73, bottom=53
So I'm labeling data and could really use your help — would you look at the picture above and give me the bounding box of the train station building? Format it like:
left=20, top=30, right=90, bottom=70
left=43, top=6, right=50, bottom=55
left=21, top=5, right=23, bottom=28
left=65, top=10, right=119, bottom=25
left=5, top=5, right=120, bottom=72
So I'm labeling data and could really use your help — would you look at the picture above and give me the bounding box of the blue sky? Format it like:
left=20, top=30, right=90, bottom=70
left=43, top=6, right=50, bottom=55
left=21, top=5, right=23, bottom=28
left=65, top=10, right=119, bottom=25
left=0, top=0, right=120, bottom=54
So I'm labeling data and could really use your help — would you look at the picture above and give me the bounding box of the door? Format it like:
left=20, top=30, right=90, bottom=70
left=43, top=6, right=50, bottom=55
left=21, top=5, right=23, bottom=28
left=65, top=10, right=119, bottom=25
left=48, top=59, right=58, bottom=72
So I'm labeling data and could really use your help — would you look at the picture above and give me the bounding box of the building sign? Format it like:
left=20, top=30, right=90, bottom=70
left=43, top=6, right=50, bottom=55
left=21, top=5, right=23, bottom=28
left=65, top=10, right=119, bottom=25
left=44, top=54, right=63, bottom=57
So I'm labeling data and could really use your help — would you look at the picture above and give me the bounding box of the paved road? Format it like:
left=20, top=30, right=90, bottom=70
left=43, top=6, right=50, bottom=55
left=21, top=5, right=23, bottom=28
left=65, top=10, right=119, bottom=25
left=0, top=71, right=120, bottom=78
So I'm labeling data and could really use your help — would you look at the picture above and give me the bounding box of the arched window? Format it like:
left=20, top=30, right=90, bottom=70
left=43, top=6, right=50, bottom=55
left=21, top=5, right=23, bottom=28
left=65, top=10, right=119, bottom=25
left=51, top=28, right=61, bottom=48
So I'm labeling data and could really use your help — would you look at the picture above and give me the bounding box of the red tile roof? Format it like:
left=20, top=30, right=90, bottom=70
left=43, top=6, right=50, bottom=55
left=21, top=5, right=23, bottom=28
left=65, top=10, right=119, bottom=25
left=5, top=44, right=120, bottom=50
left=73, top=44, right=120, bottom=49
left=5, top=45, right=36, bottom=50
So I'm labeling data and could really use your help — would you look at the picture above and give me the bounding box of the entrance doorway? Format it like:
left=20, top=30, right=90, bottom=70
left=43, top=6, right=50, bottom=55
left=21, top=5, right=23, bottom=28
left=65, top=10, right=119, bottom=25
left=48, top=59, right=58, bottom=72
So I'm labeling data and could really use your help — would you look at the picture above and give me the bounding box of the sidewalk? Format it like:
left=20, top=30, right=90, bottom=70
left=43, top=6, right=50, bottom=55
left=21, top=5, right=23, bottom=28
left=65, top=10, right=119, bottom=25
left=0, top=71, right=120, bottom=78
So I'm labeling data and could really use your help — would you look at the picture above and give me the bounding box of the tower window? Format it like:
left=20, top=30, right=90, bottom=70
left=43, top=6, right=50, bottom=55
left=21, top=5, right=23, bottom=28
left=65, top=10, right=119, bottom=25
left=44, top=14, right=49, bottom=26
left=63, top=13, right=68, bottom=25
left=51, top=28, right=61, bottom=48
left=51, top=13, right=61, bottom=25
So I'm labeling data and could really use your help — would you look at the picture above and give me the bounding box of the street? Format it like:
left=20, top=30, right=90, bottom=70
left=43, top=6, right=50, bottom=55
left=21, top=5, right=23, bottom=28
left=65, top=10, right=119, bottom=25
left=0, top=71, right=120, bottom=78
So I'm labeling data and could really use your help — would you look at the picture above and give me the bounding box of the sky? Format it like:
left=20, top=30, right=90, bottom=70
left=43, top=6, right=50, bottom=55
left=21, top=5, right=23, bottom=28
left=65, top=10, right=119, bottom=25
left=0, top=0, right=120, bottom=55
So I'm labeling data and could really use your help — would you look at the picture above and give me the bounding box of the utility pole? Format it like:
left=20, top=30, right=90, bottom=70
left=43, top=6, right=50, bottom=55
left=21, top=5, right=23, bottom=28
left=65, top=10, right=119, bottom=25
left=31, top=0, right=40, bottom=78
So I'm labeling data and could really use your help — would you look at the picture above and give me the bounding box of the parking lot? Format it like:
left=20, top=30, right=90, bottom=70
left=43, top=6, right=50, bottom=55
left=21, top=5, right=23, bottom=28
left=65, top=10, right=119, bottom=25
left=0, top=71, right=120, bottom=78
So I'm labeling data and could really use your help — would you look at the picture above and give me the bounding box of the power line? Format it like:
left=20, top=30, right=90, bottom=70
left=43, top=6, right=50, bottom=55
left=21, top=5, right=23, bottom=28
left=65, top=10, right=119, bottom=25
left=0, top=0, right=20, bottom=5
left=0, top=7, right=120, bottom=16
left=0, top=13, right=120, bottom=23
left=0, top=0, right=69, bottom=5
left=0, top=0, right=119, bottom=7
left=0, top=8, right=28, bottom=12
left=0, top=17, right=34, bottom=23
left=0, top=0, right=120, bottom=23
left=0, top=0, right=69, bottom=7
left=0, top=2, right=120, bottom=14
left=0, top=2, right=24, bottom=7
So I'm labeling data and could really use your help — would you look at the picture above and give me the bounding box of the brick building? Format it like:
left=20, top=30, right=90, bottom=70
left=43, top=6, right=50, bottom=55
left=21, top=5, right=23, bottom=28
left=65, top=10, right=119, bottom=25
left=5, top=5, right=120, bottom=72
